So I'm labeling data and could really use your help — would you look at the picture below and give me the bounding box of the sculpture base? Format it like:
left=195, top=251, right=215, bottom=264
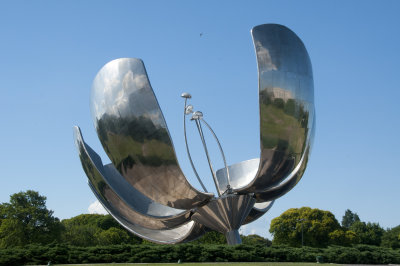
left=225, top=230, right=242, bottom=245
left=191, top=194, right=255, bottom=245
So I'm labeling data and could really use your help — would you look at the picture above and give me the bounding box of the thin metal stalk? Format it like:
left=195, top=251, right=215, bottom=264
left=201, top=118, right=231, bottom=191
left=183, top=99, right=208, bottom=192
left=195, top=119, right=221, bottom=196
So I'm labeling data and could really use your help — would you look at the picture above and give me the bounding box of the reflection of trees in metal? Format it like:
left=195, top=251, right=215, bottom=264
left=97, top=114, right=170, bottom=144
left=75, top=127, right=203, bottom=243
left=229, top=24, right=315, bottom=199
left=260, top=90, right=310, bottom=155
left=96, top=113, right=175, bottom=170
left=89, top=58, right=213, bottom=211
left=74, top=24, right=315, bottom=245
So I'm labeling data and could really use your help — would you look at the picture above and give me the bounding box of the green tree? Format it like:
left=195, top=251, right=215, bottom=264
left=269, top=207, right=341, bottom=247
left=341, top=209, right=360, bottom=229
left=97, top=227, right=130, bottom=245
left=350, top=221, right=384, bottom=246
left=193, top=231, right=226, bottom=244
left=381, top=225, right=400, bottom=249
left=242, top=234, right=271, bottom=246
left=0, top=190, right=63, bottom=248
left=0, top=218, right=25, bottom=247
left=329, top=229, right=359, bottom=246
left=61, top=214, right=142, bottom=246
left=61, top=219, right=99, bottom=246
left=96, top=214, right=122, bottom=230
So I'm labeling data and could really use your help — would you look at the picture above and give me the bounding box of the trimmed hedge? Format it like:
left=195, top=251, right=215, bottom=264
left=1, top=243, right=399, bottom=265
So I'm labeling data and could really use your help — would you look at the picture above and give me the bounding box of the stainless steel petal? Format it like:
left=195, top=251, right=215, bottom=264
left=88, top=181, right=207, bottom=244
left=74, top=126, right=192, bottom=230
left=254, top=142, right=311, bottom=202
left=216, top=158, right=260, bottom=195
left=234, top=24, right=315, bottom=194
left=243, top=200, right=275, bottom=225
left=216, top=160, right=275, bottom=224
left=90, top=58, right=213, bottom=209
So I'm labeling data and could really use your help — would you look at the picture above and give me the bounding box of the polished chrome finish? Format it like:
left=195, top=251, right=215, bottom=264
left=74, top=126, right=192, bottom=230
left=232, top=24, right=315, bottom=201
left=194, top=119, right=221, bottom=196
left=185, top=104, right=194, bottom=115
left=88, top=182, right=207, bottom=244
left=254, top=134, right=312, bottom=202
left=182, top=98, right=207, bottom=192
left=216, top=159, right=275, bottom=224
left=243, top=200, right=274, bottom=225
left=200, top=118, right=231, bottom=193
left=225, top=230, right=242, bottom=245
left=216, top=158, right=260, bottom=195
left=90, top=58, right=213, bottom=209
left=75, top=24, right=315, bottom=245
left=191, top=111, right=203, bottom=120
left=181, top=92, right=192, bottom=99
left=191, top=194, right=255, bottom=244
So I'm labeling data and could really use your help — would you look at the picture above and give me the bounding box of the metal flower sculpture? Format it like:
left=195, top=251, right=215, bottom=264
left=74, top=24, right=315, bottom=245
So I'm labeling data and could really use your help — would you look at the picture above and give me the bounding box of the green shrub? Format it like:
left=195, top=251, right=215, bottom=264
left=0, top=243, right=400, bottom=265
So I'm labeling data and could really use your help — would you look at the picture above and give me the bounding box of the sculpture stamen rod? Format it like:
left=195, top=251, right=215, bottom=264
left=181, top=93, right=208, bottom=193
left=74, top=23, right=315, bottom=245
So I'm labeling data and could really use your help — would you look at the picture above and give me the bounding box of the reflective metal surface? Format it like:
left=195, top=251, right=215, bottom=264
left=182, top=97, right=207, bottom=192
left=225, top=230, right=242, bottom=245
left=74, top=23, right=315, bottom=245
left=216, top=158, right=260, bottom=195
left=90, top=58, right=213, bottom=209
left=193, top=117, right=221, bottom=196
left=201, top=118, right=231, bottom=192
left=88, top=182, right=207, bottom=244
left=191, top=194, right=255, bottom=245
left=74, top=126, right=194, bottom=229
left=216, top=160, right=275, bottom=224
left=254, top=117, right=314, bottom=202
left=233, top=24, right=315, bottom=198
left=243, top=200, right=274, bottom=225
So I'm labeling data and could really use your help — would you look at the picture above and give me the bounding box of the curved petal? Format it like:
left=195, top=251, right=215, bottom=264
left=216, top=158, right=259, bottom=195
left=243, top=200, right=274, bottom=225
left=254, top=141, right=311, bottom=202
left=215, top=162, right=274, bottom=224
left=88, top=181, right=207, bottom=244
left=90, top=58, right=213, bottom=209
left=74, top=126, right=192, bottom=230
left=235, top=24, right=315, bottom=193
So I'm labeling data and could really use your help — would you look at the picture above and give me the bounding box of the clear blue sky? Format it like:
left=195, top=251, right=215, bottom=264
left=0, top=1, right=399, bottom=239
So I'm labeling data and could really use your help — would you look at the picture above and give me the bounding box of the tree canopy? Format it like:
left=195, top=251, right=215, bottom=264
left=269, top=207, right=341, bottom=247
left=270, top=207, right=390, bottom=248
left=349, top=221, right=385, bottom=246
left=0, top=190, right=63, bottom=248
left=0, top=190, right=397, bottom=250
left=381, top=225, right=400, bottom=249
left=341, top=209, right=360, bottom=228
left=61, top=214, right=142, bottom=246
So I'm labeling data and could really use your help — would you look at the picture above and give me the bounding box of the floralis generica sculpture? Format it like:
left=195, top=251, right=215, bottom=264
left=74, top=24, right=315, bottom=245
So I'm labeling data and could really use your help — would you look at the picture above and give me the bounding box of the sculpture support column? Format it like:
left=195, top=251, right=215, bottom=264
left=225, top=230, right=242, bottom=245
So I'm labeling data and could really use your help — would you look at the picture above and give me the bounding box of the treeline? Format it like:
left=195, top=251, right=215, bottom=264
left=61, top=213, right=269, bottom=246
left=1, top=243, right=400, bottom=265
left=269, top=207, right=400, bottom=249
left=0, top=190, right=270, bottom=248
left=1, top=190, right=400, bottom=265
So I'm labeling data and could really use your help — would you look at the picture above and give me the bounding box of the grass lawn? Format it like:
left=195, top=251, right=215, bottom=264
left=54, top=263, right=335, bottom=266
